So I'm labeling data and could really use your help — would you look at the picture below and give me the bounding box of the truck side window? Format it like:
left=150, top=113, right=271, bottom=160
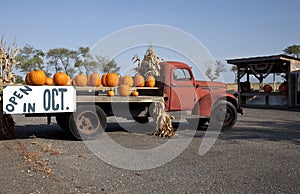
left=173, top=68, right=192, bottom=81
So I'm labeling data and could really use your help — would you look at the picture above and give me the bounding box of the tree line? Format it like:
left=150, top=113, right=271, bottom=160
left=14, top=44, right=300, bottom=84
left=15, top=45, right=120, bottom=82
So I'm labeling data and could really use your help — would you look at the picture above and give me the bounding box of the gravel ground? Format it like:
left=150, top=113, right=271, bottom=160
left=0, top=107, right=299, bottom=193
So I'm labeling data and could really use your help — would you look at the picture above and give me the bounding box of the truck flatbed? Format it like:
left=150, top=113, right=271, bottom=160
left=70, top=86, right=164, bottom=103
left=76, top=95, right=163, bottom=103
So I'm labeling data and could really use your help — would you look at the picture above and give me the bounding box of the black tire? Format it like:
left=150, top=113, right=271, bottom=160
left=209, top=100, right=237, bottom=130
left=186, top=118, right=208, bottom=130
left=69, top=105, right=107, bottom=140
left=56, top=113, right=71, bottom=131
left=133, top=117, right=149, bottom=124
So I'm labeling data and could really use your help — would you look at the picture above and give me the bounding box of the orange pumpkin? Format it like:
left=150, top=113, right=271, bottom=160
left=25, top=72, right=32, bottom=85
left=145, top=75, right=155, bottom=87
left=107, top=89, right=114, bottom=97
left=71, top=79, right=76, bottom=86
left=28, top=70, right=47, bottom=85
left=66, top=75, right=71, bottom=86
left=106, top=73, right=119, bottom=87
left=88, top=73, right=101, bottom=87
left=45, top=77, right=53, bottom=85
left=73, top=73, right=88, bottom=86
left=134, top=75, right=145, bottom=87
left=101, top=74, right=108, bottom=87
left=131, top=90, right=139, bottom=96
left=263, top=84, right=273, bottom=92
left=121, top=75, right=133, bottom=87
left=279, top=83, right=288, bottom=93
left=118, top=84, right=131, bottom=96
left=53, top=72, right=69, bottom=86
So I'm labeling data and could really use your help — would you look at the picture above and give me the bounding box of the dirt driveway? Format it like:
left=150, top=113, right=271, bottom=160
left=0, top=108, right=299, bottom=193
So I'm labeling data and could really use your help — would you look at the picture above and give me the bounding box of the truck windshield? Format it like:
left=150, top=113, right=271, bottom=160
left=173, top=68, right=192, bottom=81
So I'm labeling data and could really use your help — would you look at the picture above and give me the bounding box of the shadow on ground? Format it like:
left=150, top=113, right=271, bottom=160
left=8, top=107, right=300, bottom=146
left=219, top=120, right=300, bottom=145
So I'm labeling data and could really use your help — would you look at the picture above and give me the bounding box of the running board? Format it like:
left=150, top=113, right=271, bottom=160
left=168, top=111, right=209, bottom=120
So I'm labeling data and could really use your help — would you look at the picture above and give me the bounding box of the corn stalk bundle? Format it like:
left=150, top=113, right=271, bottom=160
left=132, top=44, right=163, bottom=77
left=151, top=101, right=175, bottom=138
left=0, top=36, right=18, bottom=139
left=0, top=36, right=19, bottom=86
left=133, top=45, right=175, bottom=137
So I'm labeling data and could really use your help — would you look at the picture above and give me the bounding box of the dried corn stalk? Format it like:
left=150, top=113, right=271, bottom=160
left=0, top=36, right=19, bottom=86
left=133, top=45, right=174, bottom=137
left=0, top=36, right=18, bottom=139
left=151, top=102, right=175, bottom=137
left=132, top=44, right=163, bottom=77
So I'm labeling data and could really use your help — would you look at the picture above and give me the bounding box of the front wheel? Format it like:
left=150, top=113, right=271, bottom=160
left=69, top=105, right=107, bottom=140
left=209, top=100, right=237, bottom=130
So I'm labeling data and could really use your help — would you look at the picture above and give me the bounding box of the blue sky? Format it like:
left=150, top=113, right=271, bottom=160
left=1, top=0, right=300, bottom=82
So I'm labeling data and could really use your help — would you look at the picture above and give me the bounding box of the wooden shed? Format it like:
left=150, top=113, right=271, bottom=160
left=227, top=54, right=300, bottom=107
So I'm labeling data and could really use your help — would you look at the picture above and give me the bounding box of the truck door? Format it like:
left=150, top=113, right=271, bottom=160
left=169, top=68, right=196, bottom=111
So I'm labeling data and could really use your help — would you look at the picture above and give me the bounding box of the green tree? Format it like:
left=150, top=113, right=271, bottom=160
left=75, top=47, right=99, bottom=76
left=15, top=75, right=24, bottom=84
left=15, top=44, right=45, bottom=74
left=283, top=45, right=300, bottom=58
left=95, top=56, right=120, bottom=73
left=47, top=48, right=78, bottom=77
left=205, top=61, right=226, bottom=82
left=46, top=48, right=62, bottom=73
left=231, top=65, right=238, bottom=83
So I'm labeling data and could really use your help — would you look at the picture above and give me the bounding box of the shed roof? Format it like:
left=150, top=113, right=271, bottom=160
left=227, top=54, right=300, bottom=72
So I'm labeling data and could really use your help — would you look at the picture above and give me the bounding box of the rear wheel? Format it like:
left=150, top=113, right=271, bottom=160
left=133, top=117, right=149, bottom=124
left=0, top=101, right=15, bottom=139
left=209, top=100, right=237, bottom=130
left=69, top=105, right=107, bottom=140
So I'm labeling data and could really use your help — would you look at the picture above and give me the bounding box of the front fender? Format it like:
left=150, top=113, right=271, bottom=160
left=193, top=92, right=239, bottom=117
left=193, top=94, right=214, bottom=117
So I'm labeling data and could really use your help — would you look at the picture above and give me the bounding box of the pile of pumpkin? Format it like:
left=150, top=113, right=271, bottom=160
left=25, top=70, right=156, bottom=97
left=262, top=83, right=288, bottom=93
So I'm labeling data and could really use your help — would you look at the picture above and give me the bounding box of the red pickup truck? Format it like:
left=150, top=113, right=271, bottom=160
left=2, top=61, right=241, bottom=140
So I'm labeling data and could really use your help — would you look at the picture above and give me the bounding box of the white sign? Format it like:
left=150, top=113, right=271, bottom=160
left=3, top=86, right=76, bottom=114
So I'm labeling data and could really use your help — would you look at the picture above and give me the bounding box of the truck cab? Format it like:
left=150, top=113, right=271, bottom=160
left=160, top=61, right=240, bottom=129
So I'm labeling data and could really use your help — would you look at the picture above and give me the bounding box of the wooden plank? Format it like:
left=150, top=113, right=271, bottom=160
left=0, top=85, right=160, bottom=95
left=240, top=92, right=287, bottom=97
left=74, top=86, right=159, bottom=91
left=0, top=85, right=158, bottom=90
left=0, top=84, right=23, bottom=86
left=76, top=95, right=164, bottom=103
